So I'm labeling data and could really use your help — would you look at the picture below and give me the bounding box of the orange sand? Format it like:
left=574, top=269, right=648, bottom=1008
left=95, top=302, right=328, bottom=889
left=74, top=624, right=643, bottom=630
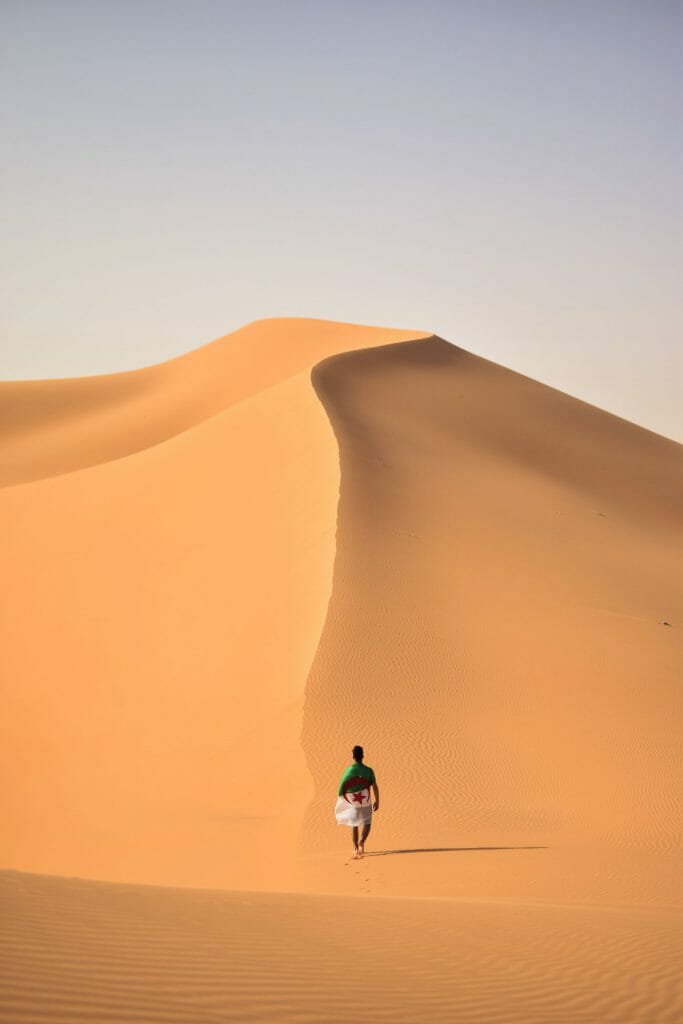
left=1, top=318, right=681, bottom=1023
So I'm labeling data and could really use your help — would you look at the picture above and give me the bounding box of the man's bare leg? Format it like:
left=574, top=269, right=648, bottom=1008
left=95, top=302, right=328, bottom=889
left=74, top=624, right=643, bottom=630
left=352, top=825, right=360, bottom=857
left=358, top=821, right=371, bottom=857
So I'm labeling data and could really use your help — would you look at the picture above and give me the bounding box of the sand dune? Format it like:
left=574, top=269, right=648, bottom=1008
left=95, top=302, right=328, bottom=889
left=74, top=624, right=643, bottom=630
left=1, top=317, right=681, bottom=1022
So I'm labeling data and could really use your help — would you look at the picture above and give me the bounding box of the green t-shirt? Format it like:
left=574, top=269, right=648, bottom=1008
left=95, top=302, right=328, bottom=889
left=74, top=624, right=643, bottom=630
left=338, top=762, right=376, bottom=797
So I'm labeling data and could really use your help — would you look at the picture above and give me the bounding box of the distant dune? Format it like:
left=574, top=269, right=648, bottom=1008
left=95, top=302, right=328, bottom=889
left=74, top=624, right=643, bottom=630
left=0, top=318, right=428, bottom=488
left=1, top=318, right=681, bottom=1023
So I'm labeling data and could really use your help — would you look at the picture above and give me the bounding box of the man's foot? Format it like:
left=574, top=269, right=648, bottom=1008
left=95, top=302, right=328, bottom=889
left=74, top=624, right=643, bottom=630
left=358, top=843, right=365, bottom=857
left=352, top=847, right=361, bottom=859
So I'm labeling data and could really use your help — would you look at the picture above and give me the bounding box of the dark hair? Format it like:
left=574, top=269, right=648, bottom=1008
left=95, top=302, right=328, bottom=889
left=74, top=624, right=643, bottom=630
left=352, top=745, right=364, bottom=762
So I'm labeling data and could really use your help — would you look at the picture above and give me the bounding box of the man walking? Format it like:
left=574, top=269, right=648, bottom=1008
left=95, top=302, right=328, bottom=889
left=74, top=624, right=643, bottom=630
left=335, top=745, right=380, bottom=858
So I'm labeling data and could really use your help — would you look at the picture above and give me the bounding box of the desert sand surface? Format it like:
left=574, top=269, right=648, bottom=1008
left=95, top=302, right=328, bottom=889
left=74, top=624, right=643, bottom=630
left=1, top=871, right=680, bottom=1024
left=1, top=317, right=681, bottom=1022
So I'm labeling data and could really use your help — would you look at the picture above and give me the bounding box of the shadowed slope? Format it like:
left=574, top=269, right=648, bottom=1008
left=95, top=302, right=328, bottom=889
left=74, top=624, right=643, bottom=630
left=300, top=336, right=682, bottom=906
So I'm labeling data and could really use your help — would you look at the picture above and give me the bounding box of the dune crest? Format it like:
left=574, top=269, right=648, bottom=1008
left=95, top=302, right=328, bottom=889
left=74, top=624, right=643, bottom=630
left=0, top=317, right=429, bottom=488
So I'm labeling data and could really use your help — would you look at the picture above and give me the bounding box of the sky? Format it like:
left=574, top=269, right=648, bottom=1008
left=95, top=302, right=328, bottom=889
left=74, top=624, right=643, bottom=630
left=2, top=1, right=681, bottom=440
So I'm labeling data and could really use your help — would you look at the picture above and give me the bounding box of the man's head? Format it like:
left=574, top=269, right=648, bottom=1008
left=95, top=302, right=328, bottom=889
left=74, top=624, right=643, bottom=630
left=352, top=745, right=364, bottom=763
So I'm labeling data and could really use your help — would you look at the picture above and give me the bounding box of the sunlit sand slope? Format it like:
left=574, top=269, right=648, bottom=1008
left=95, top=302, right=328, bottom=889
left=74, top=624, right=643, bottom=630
left=300, top=337, right=682, bottom=908
left=1, top=871, right=680, bottom=1024
left=0, top=318, right=428, bottom=488
left=0, top=319, right=428, bottom=888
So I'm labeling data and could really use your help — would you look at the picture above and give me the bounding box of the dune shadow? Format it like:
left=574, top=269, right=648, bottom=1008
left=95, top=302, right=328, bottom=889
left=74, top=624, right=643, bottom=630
left=363, top=846, right=547, bottom=857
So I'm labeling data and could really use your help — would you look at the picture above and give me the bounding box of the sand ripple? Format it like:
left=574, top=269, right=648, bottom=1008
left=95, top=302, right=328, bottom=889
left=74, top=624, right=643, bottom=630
left=1, top=871, right=680, bottom=1024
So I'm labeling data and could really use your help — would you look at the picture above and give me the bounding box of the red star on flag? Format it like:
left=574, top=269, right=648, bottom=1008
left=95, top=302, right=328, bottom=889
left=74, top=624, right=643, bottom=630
left=341, top=777, right=372, bottom=804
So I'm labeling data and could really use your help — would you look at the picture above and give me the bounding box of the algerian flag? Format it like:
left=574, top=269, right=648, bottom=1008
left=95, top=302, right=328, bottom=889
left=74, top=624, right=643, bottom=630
left=335, top=777, right=373, bottom=827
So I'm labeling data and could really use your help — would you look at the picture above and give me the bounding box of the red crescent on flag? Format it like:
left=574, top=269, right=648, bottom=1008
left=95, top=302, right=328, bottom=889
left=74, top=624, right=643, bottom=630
left=341, top=776, right=372, bottom=804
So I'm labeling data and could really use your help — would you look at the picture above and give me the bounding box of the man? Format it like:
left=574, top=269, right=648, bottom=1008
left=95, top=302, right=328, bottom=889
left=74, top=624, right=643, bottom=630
left=334, top=745, right=380, bottom=858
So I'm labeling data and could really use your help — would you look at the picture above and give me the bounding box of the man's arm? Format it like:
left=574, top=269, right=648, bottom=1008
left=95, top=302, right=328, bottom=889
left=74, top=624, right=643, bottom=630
left=372, top=781, right=380, bottom=811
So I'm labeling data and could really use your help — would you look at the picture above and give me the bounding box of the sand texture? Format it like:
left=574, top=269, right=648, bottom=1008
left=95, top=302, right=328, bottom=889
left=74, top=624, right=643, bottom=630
left=1, top=871, right=680, bottom=1024
left=1, top=318, right=681, bottom=1022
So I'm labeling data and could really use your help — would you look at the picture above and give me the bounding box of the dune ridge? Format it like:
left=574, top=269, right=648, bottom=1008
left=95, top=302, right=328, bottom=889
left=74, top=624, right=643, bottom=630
left=1, top=318, right=681, bottom=1023
left=0, top=318, right=429, bottom=488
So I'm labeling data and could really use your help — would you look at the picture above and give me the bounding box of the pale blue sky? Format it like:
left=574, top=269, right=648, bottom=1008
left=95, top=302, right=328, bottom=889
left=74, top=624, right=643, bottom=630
left=2, top=1, right=681, bottom=439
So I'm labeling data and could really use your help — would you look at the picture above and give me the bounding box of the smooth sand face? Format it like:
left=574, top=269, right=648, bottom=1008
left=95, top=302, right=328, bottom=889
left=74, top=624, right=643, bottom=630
left=0, top=319, right=427, bottom=889
left=1, top=318, right=681, bottom=1023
